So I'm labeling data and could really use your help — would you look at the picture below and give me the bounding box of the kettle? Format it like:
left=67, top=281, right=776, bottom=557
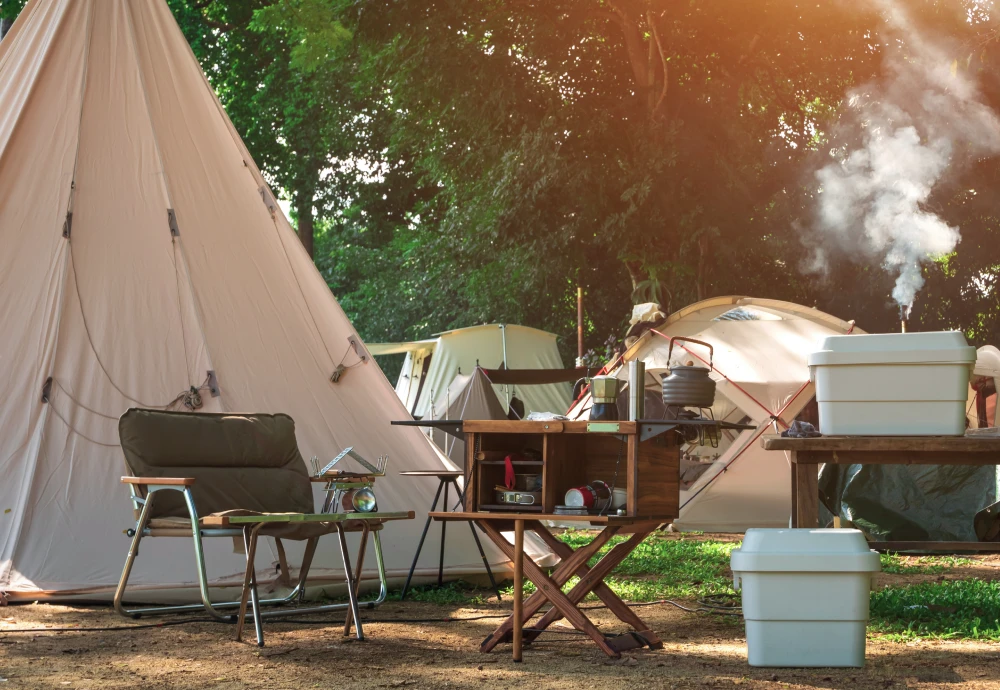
left=661, top=337, right=716, bottom=409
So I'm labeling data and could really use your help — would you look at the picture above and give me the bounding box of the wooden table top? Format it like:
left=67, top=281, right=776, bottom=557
left=202, top=511, right=414, bottom=526
left=763, top=435, right=1000, bottom=453
left=429, top=511, right=669, bottom=526
left=399, top=470, right=465, bottom=478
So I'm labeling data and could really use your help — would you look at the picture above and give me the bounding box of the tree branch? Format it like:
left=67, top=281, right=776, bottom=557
left=189, top=0, right=215, bottom=9
left=608, top=1, right=650, bottom=90
left=648, top=10, right=669, bottom=118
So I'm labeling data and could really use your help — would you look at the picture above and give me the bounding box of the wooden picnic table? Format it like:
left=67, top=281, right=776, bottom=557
left=762, top=435, right=1000, bottom=552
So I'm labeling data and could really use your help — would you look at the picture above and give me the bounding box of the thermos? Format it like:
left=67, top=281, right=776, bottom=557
left=628, top=359, right=645, bottom=421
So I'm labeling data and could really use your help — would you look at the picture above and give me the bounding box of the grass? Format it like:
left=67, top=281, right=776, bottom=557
left=871, top=579, right=1000, bottom=641
left=879, top=552, right=974, bottom=574
left=389, top=532, right=1000, bottom=642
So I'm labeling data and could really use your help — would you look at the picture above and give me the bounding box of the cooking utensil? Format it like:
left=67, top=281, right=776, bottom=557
left=564, top=481, right=611, bottom=510
left=589, top=375, right=622, bottom=421
left=495, top=488, right=541, bottom=505
left=661, top=337, right=716, bottom=408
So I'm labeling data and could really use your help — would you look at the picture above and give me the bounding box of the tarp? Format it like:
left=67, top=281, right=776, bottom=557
left=0, top=0, right=505, bottom=600
left=374, top=324, right=572, bottom=419
left=569, top=296, right=861, bottom=532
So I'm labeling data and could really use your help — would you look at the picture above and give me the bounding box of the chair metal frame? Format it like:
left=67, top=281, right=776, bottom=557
left=113, top=481, right=390, bottom=625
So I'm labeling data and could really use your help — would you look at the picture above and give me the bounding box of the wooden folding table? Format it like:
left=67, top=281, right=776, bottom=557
left=430, top=511, right=666, bottom=660
left=418, top=418, right=694, bottom=660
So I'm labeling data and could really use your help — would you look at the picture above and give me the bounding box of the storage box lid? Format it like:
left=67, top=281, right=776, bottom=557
left=730, top=528, right=881, bottom=573
left=808, top=331, right=977, bottom=367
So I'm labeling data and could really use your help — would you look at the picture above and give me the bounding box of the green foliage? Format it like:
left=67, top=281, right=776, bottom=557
left=7, top=0, right=1000, bottom=356
left=249, top=0, right=351, bottom=72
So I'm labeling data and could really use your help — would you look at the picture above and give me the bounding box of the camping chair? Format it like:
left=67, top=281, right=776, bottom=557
left=113, top=408, right=413, bottom=646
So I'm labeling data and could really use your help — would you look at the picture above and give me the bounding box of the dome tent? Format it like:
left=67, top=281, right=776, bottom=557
left=370, top=324, right=573, bottom=419
left=569, top=296, right=861, bottom=532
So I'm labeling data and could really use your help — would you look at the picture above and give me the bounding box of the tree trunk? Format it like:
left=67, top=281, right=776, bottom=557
left=624, top=259, right=645, bottom=301
left=696, top=233, right=709, bottom=302
left=295, top=193, right=315, bottom=258
left=1, top=18, right=13, bottom=41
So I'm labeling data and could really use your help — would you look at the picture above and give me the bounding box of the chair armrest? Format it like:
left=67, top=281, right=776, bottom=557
left=121, top=476, right=196, bottom=486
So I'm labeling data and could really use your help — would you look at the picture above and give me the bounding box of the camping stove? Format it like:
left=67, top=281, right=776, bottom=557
left=665, top=406, right=721, bottom=448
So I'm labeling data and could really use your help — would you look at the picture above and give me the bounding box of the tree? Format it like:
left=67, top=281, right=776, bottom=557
left=169, top=0, right=356, bottom=257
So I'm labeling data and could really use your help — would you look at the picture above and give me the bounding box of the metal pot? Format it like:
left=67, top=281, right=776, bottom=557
left=589, top=375, right=622, bottom=404
left=661, top=337, right=716, bottom=408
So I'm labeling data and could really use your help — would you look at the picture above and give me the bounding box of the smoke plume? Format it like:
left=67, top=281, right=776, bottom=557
left=811, top=1, right=1000, bottom=316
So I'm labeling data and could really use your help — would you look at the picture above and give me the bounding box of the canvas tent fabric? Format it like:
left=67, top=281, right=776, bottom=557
left=0, top=0, right=505, bottom=600
left=568, top=296, right=862, bottom=532
left=427, top=367, right=508, bottom=464
left=370, top=324, right=572, bottom=419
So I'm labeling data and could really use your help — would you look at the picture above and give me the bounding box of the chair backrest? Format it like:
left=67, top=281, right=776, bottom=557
left=119, top=408, right=315, bottom=519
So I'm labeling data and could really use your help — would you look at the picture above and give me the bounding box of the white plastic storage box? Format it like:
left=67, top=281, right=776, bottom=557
left=808, top=331, right=976, bottom=436
left=731, top=529, right=881, bottom=668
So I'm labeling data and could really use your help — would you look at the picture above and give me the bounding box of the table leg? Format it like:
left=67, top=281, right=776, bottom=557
left=479, top=525, right=618, bottom=653
left=337, top=524, right=365, bottom=640
left=529, top=528, right=660, bottom=648
left=344, top=524, right=370, bottom=637
left=236, top=523, right=265, bottom=647
left=401, top=479, right=445, bottom=600
left=513, top=519, right=523, bottom=663
left=479, top=521, right=619, bottom=658
left=439, top=481, right=449, bottom=588
left=791, top=454, right=819, bottom=528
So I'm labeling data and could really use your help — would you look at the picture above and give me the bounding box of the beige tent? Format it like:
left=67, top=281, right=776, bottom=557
left=370, top=324, right=573, bottom=419
left=569, top=297, right=862, bottom=532
left=428, top=367, right=508, bottom=465
left=0, top=0, right=504, bottom=601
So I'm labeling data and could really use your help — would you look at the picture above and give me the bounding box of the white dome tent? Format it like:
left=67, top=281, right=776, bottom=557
left=370, top=324, right=573, bottom=420
left=569, top=297, right=861, bottom=532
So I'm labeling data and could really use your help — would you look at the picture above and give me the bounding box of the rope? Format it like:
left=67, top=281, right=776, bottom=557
left=330, top=343, right=366, bottom=383
left=679, top=378, right=812, bottom=510
left=45, top=400, right=120, bottom=448
left=50, top=375, right=212, bottom=420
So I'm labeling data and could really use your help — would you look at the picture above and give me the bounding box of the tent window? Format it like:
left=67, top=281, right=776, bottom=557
left=713, top=307, right=781, bottom=321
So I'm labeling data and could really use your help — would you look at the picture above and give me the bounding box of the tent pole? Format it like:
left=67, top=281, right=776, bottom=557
left=500, top=324, right=510, bottom=410
left=577, top=287, right=584, bottom=367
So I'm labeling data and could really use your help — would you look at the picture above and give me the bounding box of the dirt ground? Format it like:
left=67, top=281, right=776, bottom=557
left=3, top=586, right=1000, bottom=690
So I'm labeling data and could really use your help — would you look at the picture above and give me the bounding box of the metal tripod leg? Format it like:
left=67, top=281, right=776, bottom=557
left=438, top=481, right=449, bottom=587
left=401, top=479, right=445, bottom=599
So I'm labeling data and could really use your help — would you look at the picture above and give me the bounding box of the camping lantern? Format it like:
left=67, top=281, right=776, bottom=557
left=351, top=488, right=378, bottom=512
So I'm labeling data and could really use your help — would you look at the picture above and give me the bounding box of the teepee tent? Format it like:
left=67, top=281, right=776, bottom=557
left=0, top=0, right=504, bottom=600
left=427, top=367, right=508, bottom=465
left=569, top=297, right=862, bottom=532
left=370, top=324, right=572, bottom=419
